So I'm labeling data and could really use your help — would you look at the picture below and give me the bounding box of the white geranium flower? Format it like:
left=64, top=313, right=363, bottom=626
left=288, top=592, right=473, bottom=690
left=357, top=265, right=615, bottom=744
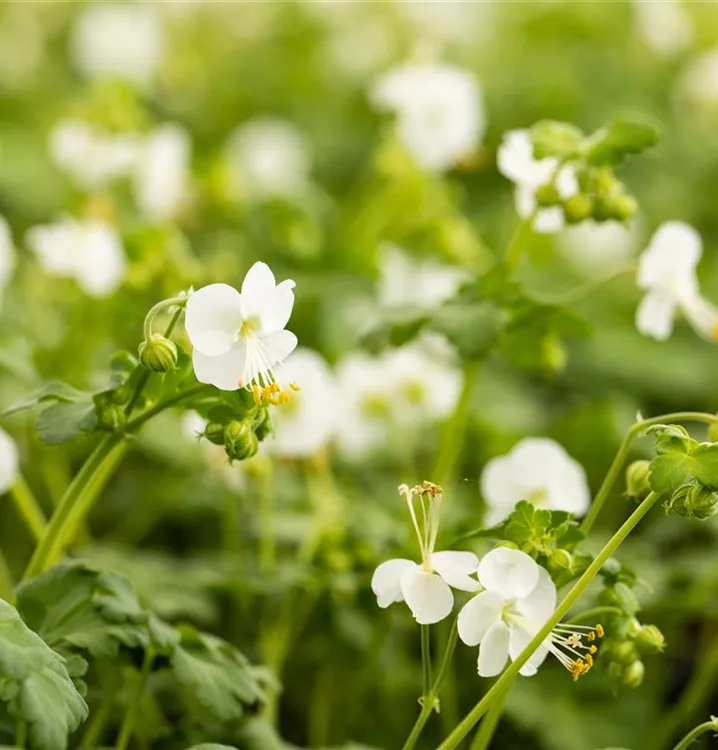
left=184, top=262, right=298, bottom=392
left=49, top=120, right=139, bottom=191
left=458, top=548, right=603, bottom=679
left=134, top=124, right=191, bottom=221
left=636, top=221, right=718, bottom=342
left=225, top=119, right=310, bottom=200
left=633, top=0, right=692, bottom=57
left=71, top=3, right=163, bottom=86
left=481, top=438, right=590, bottom=527
left=498, top=130, right=578, bottom=234
left=372, top=482, right=479, bottom=625
left=26, top=217, right=126, bottom=298
left=371, top=61, right=485, bottom=172
left=379, top=244, right=465, bottom=311
left=0, top=427, right=19, bottom=495
left=270, top=348, right=340, bottom=458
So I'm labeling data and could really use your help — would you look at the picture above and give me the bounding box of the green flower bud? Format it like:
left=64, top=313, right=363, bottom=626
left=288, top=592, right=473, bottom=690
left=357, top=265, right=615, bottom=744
left=610, top=640, right=639, bottom=665
left=547, top=548, right=573, bottom=573
left=601, top=558, right=622, bottom=578
left=622, top=659, right=645, bottom=688
left=224, top=420, right=258, bottom=462
left=625, top=460, right=651, bottom=499
left=98, top=403, right=126, bottom=432
left=109, top=385, right=132, bottom=406
left=253, top=408, right=273, bottom=442
left=541, top=335, right=567, bottom=374
left=202, top=422, right=226, bottom=446
left=138, top=335, right=178, bottom=374
left=667, top=483, right=718, bottom=520
left=563, top=194, right=593, bottom=224
left=535, top=183, right=561, bottom=207
left=634, top=624, right=665, bottom=654
left=594, top=167, right=618, bottom=195
left=604, top=194, right=638, bottom=222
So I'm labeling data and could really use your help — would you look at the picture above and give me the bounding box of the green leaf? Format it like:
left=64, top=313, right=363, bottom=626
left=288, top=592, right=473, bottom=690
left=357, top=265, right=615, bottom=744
left=171, top=625, right=264, bottom=721
left=4, top=382, right=91, bottom=416
left=530, top=120, right=584, bottom=159
left=0, top=599, right=88, bottom=750
left=34, top=402, right=98, bottom=445
left=690, top=443, right=718, bottom=488
left=585, top=118, right=659, bottom=166
left=360, top=307, right=430, bottom=355
left=16, top=562, right=149, bottom=661
left=236, top=717, right=287, bottom=750
left=645, top=424, right=695, bottom=454
left=429, top=301, right=506, bottom=361
left=648, top=453, right=694, bottom=494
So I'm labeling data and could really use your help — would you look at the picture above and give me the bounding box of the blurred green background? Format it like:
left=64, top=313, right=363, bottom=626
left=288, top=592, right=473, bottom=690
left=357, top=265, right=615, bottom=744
left=2, top=1, right=718, bottom=749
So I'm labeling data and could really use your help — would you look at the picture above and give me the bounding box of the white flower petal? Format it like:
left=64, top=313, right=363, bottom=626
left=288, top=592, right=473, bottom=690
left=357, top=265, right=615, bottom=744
left=241, top=262, right=277, bottom=320
left=192, top=345, right=247, bottom=391
left=431, top=550, right=480, bottom=592
left=481, top=454, right=522, bottom=526
left=637, top=221, right=702, bottom=291
left=185, top=283, right=244, bottom=357
left=400, top=567, right=454, bottom=625
left=371, top=558, right=416, bottom=608
left=533, top=207, right=565, bottom=235
left=636, top=290, right=677, bottom=341
left=478, top=620, right=510, bottom=677
left=516, top=567, right=557, bottom=625
left=261, top=330, right=298, bottom=369
left=508, top=626, right=550, bottom=677
left=457, top=590, right=504, bottom=647
left=0, top=428, right=19, bottom=495
left=478, top=548, right=539, bottom=599
left=260, top=278, right=296, bottom=334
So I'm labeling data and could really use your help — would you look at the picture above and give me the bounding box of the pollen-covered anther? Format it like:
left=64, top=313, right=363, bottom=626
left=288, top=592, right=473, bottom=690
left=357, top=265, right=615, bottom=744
left=549, top=623, right=604, bottom=681
left=289, top=382, right=301, bottom=391
left=252, top=384, right=263, bottom=405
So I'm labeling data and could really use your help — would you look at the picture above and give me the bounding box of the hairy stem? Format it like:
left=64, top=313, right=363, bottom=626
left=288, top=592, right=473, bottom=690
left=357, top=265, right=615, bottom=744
left=436, top=491, right=661, bottom=750
left=10, top=476, right=47, bottom=542
left=671, top=718, right=718, bottom=750
left=421, top=625, right=432, bottom=700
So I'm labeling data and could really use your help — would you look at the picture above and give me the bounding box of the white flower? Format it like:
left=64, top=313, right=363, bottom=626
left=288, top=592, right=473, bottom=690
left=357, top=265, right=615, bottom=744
left=134, top=124, right=191, bottom=221
left=0, top=216, right=16, bottom=298
left=636, top=221, right=718, bottom=342
left=0, top=427, right=19, bottom=495
left=677, top=49, right=718, bottom=108
left=225, top=119, right=310, bottom=200
left=184, top=262, right=298, bottom=392
left=395, top=1, right=495, bottom=45
left=270, top=348, right=340, bottom=458
left=481, top=438, right=590, bottom=527
left=71, top=3, right=163, bottom=86
left=26, top=217, right=126, bottom=298
left=633, top=0, right=692, bottom=57
left=498, top=130, right=578, bottom=234
left=49, top=120, right=139, bottom=191
left=372, top=482, right=479, bottom=625
left=458, top=547, right=603, bottom=679
left=558, top=220, right=638, bottom=272
left=379, top=244, right=466, bottom=311
left=371, top=61, right=485, bottom=172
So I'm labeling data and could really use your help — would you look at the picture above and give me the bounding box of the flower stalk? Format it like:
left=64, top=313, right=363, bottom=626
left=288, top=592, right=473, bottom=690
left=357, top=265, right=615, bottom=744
left=670, top=717, right=718, bottom=750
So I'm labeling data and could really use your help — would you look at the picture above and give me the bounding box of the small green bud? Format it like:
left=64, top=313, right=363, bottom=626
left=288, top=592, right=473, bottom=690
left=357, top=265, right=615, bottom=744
left=253, top=408, right=273, bottom=442
left=535, top=183, right=561, bottom=207
left=495, top=541, right=519, bottom=551
left=98, top=403, right=126, bottom=432
left=593, top=167, right=618, bottom=195
left=541, top=335, right=567, bottom=374
left=623, top=659, right=645, bottom=688
left=224, top=420, right=258, bottom=462
left=202, top=422, right=226, bottom=446
left=563, top=194, right=593, bottom=224
left=614, top=581, right=640, bottom=615
left=634, top=624, right=665, bottom=654
left=601, top=558, right=622, bottom=578
left=138, top=334, right=178, bottom=374
left=610, top=640, right=639, bottom=665
left=626, top=460, right=651, bottom=499
left=109, top=385, right=132, bottom=405
left=605, top=194, right=638, bottom=222
left=668, top=483, right=718, bottom=520
left=547, top=548, right=573, bottom=573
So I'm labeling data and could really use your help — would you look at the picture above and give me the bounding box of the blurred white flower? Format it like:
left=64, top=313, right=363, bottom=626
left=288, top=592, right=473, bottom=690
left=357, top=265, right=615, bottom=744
left=395, top=0, right=494, bottom=45
left=0, top=217, right=16, bottom=298
left=0, top=427, right=19, bottom=495
left=49, top=120, right=139, bottom=191
left=633, top=0, right=692, bottom=57
left=458, top=548, right=602, bottom=679
left=371, top=61, right=485, bottom=172
left=372, top=482, right=479, bottom=624
left=134, top=124, right=191, bottom=222
left=325, top=17, right=394, bottom=79
left=379, top=244, right=465, bottom=310
left=185, top=262, right=298, bottom=391
left=71, top=3, right=163, bottom=86
left=498, top=130, right=578, bottom=234
left=270, top=348, right=340, bottom=458
left=481, top=437, right=590, bottom=527
left=677, top=48, right=718, bottom=108
left=225, top=119, right=311, bottom=200
left=26, top=217, right=126, bottom=298
left=636, top=221, right=718, bottom=342
left=558, top=220, right=638, bottom=272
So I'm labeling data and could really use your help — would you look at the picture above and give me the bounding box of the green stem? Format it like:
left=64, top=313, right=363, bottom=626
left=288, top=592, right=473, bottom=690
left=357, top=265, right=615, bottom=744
left=421, top=625, right=432, bottom=700
left=581, top=411, right=718, bottom=534
left=15, top=718, right=27, bottom=749
left=22, top=435, right=124, bottom=580
left=401, top=618, right=459, bottom=750
left=432, top=363, right=480, bottom=486
left=80, top=677, right=119, bottom=748
left=115, top=648, right=154, bottom=750
left=504, top=213, right=537, bottom=274
left=126, top=384, right=210, bottom=431
left=10, top=476, right=47, bottom=541
left=0, top=547, right=14, bottom=602
left=258, top=464, right=275, bottom=574
left=436, top=491, right=661, bottom=750
left=141, top=294, right=187, bottom=345
left=671, top=719, right=718, bottom=750
left=469, top=686, right=509, bottom=750
left=533, top=265, right=636, bottom=307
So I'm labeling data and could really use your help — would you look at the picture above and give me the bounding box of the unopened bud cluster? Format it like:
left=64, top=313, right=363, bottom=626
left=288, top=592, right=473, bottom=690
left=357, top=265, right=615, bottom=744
left=665, top=482, right=718, bottom=520
left=138, top=334, right=179, bottom=374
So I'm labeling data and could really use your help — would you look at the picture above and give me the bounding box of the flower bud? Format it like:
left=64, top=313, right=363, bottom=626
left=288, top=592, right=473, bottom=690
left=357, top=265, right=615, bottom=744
left=634, top=624, right=665, bottom=654
left=109, top=385, right=132, bottom=405
left=594, top=167, right=618, bottom=195
left=253, top=408, right=273, bottom=442
left=626, top=460, right=651, bottom=499
left=606, top=194, right=638, bottom=222
left=610, top=640, right=639, bottom=665
left=138, top=335, right=178, bottom=374
left=547, top=548, right=573, bottom=573
left=535, top=183, right=561, bottom=207
left=224, top=420, right=258, bottom=462
left=563, top=194, right=593, bottom=224
left=622, top=659, right=645, bottom=688
left=202, top=422, right=226, bottom=446
left=667, top=483, right=718, bottom=520
left=97, top=403, right=126, bottom=432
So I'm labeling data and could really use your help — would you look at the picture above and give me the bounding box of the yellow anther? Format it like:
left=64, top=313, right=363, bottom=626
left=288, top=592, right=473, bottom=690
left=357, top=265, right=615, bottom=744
left=585, top=653, right=594, bottom=668
left=279, top=391, right=289, bottom=404
left=252, top=384, right=263, bottom=405
left=589, top=645, right=597, bottom=654
left=289, top=382, right=301, bottom=391
left=267, top=395, right=282, bottom=406
left=596, top=624, right=604, bottom=638
left=588, top=631, right=596, bottom=642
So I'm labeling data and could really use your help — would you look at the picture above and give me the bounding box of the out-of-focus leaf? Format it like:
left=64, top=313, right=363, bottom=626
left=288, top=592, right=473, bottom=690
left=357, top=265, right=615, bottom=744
left=429, top=301, right=506, bottom=361
left=531, top=120, right=584, bottom=159
left=360, top=307, right=430, bottom=355
left=4, top=382, right=90, bottom=416
left=34, top=401, right=98, bottom=445
left=0, top=599, right=88, bottom=750
left=236, top=717, right=286, bottom=750
left=585, top=119, right=659, bottom=166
